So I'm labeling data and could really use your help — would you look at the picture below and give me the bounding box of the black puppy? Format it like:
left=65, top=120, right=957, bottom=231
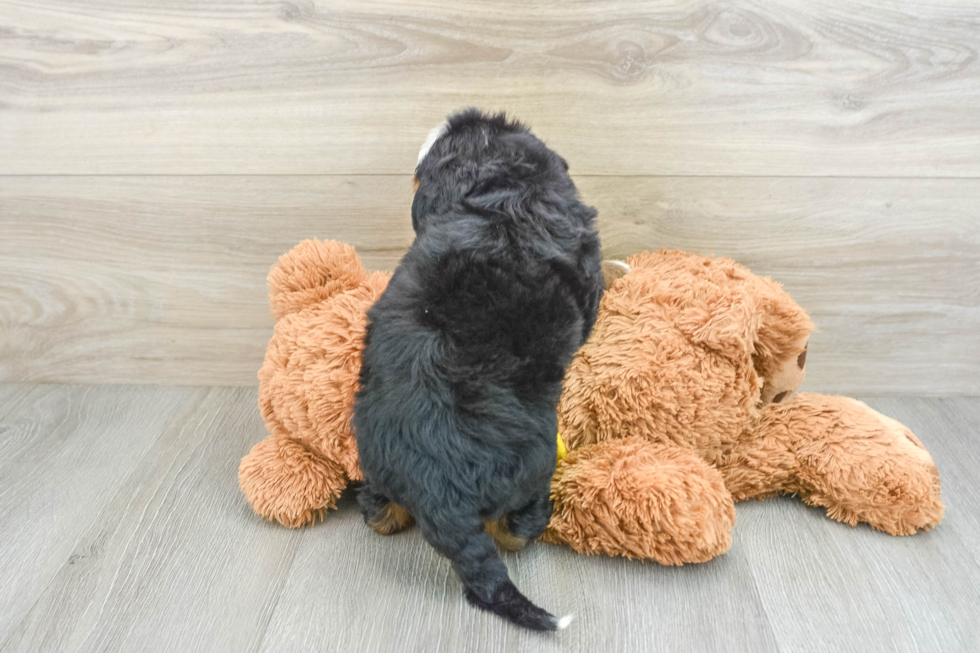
left=353, top=109, right=604, bottom=631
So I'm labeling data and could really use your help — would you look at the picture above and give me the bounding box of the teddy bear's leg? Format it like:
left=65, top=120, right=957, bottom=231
left=543, top=438, right=736, bottom=564
left=744, top=394, right=944, bottom=535
left=238, top=431, right=348, bottom=528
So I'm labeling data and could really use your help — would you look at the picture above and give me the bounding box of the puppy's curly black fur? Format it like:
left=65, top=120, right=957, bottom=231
left=353, top=109, right=604, bottom=631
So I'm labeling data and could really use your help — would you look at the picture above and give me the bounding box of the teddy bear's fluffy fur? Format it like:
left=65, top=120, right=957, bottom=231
left=239, top=239, right=389, bottom=527
left=239, top=239, right=944, bottom=564
left=543, top=249, right=943, bottom=562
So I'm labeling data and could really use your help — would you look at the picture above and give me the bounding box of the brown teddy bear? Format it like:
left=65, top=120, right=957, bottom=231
left=239, top=239, right=943, bottom=564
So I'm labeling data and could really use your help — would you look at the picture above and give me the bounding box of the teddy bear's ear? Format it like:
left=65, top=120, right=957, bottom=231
left=746, top=274, right=814, bottom=387
left=267, top=239, right=369, bottom=320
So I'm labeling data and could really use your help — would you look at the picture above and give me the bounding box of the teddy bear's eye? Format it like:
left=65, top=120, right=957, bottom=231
left=773, top=391, right=789, bottom=404
left=797, top=342, right=808, bottom=370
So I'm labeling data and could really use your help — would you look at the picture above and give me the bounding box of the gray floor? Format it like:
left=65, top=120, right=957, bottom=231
left=0, top=385, right=977, bottom=653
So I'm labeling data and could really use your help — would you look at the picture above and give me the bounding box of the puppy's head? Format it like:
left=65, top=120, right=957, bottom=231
left=411, top=108, right=579, bottom=233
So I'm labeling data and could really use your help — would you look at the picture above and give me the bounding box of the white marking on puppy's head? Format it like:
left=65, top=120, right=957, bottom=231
left=417, top=121, right=449, bottom=166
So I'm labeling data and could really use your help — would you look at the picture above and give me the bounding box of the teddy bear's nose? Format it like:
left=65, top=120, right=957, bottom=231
left=797, top=342, right=808, bottom=370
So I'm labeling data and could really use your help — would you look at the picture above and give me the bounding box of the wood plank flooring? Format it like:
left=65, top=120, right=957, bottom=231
left=0, top=384, right=976, bottom=653
left=0, top=385, right=197, bottom=641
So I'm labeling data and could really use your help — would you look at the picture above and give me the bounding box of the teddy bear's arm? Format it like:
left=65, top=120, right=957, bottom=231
left=720, top=393, right=943, bottom=536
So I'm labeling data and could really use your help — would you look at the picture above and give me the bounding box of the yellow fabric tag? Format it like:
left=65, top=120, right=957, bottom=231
left=556, top=432, right=568, bottom=464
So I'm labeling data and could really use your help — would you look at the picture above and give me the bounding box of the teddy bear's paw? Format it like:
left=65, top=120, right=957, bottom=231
left=238, top=434, right=348, bottom=528
left=797, top=398, right=944, bottom=536
left=804, top=462, right=944, bottom=537
left=544, top=438, right=736, bottom=564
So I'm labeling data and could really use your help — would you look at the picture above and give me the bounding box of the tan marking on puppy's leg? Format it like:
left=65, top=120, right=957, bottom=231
left=484, top=517, right=527, bottom=551
left=368, top=503, right=415, bottom=535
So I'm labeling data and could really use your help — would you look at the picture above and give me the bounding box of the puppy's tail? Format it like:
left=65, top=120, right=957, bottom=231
left=429, top=520, right=572, bottom=631
left=465, top=579, right=573, bottom=631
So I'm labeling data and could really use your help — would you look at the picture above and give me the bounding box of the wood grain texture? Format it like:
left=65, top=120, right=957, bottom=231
left=1, top=386, right=977, bottom=652
left=0, top=387, right=299, bottom=653
left=1, top=0, right=979, bottom=175
left=737, top=495, right=980, bottom=653
left=0, top=383, right=34, bottom=421
left=2, top=175, right=977, bottom=393
left=255, top=494, right=778, bottom=653
left=0, top=175, right=416, bottom=386
left=0, top=384, right=196, bottom=639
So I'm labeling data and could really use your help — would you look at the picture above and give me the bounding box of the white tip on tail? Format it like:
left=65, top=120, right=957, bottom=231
left=417, top=121, right=449, bottom=165
left=557, top=614, right=575, bottom=630
left=606, top=260, right=631, bottom=274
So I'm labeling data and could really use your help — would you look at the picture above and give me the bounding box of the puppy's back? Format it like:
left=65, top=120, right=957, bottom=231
left=353, top=109, right=604, bottom=631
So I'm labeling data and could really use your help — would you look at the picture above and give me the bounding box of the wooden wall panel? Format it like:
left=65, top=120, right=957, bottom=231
left=2, top=175, right=976, bottom=393
left=0, top=1, right=978, bottom=175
